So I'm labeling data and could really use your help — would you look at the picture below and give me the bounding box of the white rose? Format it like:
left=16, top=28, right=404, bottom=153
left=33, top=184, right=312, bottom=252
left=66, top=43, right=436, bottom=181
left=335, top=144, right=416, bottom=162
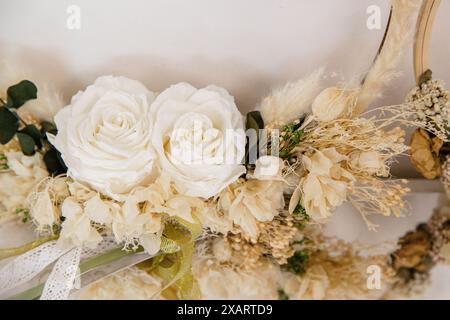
left=150, top=83, right=246, bottom=198
left=51, top=76, right=157, bottom=201
left=312, top=87, right=350, bottom=122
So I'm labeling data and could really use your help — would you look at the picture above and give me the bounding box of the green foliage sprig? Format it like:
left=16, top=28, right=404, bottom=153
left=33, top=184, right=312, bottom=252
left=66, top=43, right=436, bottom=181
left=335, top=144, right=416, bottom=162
left=286, top=250, right=309, bottom=275
left=279, top=118, right=305, bottom=159
left=0, top=80, right=66, bottom=176
left=292, top=204, right=310, bottom=230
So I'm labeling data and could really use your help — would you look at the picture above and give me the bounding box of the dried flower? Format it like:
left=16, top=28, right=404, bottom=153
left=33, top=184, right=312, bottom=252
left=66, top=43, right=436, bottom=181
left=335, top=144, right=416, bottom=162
left=291, top=148, right=354, bottom=221
left=391, top=226, right=433, bottom=273
left=312, top=87, right=356, bottom=122
left=218, top=179, right=285, bottom=239
left=410, top=128, right=442, bottom=179
left=58, top=197, right=103, bottom=249
left=0, top=152, right=48, bottom=223
left=349, top=150, right=387, bottom=176
left=282, top=265, right=328, bottom=300
left=441, top=156, right=450, bottom=197
left=193, top=251, right=280, bottom=300
left=405, top=78, right=450, bottom=139
left=79, top=267, right=164, bottom=300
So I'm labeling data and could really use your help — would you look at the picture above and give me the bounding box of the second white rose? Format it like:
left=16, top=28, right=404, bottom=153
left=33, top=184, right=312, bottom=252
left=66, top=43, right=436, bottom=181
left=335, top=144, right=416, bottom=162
left=150, top=83, right=246, bottom=199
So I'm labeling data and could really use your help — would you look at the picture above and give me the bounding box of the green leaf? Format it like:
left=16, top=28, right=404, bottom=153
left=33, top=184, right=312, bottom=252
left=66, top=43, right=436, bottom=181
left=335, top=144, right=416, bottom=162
left=245, top=111, right=264, bottom=131
left=43, top=147, right=67, bottom=176
left=0, top=107, right=19, bottom=144
left=7, top=80, right=38, bottom=109
left=286, top=250, right=309, bottom=275
left=20, top=124, right=42, bottom=149
left=17, top=132, right=36, bottom=156
left=40, top=121, right=57, bottom=137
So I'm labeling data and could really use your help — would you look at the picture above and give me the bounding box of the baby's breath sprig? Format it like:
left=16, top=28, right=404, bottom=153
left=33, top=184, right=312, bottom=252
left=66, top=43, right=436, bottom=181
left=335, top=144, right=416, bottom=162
left=406, top=72, right=450, bottom=140
left=279, top=119, right=305, bottom=159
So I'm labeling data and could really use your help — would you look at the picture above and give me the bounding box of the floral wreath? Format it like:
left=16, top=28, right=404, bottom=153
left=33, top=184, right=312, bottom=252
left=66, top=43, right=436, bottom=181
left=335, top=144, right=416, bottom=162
left=0, top=0, right=446, bottom=300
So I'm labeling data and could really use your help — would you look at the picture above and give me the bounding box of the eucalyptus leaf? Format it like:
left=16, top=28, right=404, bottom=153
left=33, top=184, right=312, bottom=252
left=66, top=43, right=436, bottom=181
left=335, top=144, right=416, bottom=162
left=245, top=111, right=264, bottom=131
left=20, top=124, right=42, bottom=149
left=245, top=111, right=264, bottom=165
left=0, top=107, right=19, bottom=144
left=17, top=132, right=36, bottom=156
left=43, top=147, right=67, bottom=176
left=7, top=80, right=37, bottom=109
left=40, top=121, right=57, bottom=137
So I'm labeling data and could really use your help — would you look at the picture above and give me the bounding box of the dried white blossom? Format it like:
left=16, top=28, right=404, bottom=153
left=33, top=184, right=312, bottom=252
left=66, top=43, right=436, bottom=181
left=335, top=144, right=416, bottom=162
left=58, top=197, right=103, bottom=249
left=218, top=179, right=285, bottom=238
left=312, top=87, right=354, bottom=122
left=79, top=267, right=164, bottom=300
left=193, top=256, right=280, bottom=300
left=291, top=148, right=354, bottom=221
left=0, top=152, right=48, bottom=222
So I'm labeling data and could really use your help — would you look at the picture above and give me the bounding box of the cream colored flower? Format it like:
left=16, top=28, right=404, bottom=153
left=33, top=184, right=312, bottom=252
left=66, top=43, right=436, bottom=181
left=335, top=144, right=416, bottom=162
left=410, top=128, right=442, bottom=179
left=112, top=192, right=162, bottom=254
left=349, top=150, right=387, bottom=176
left=193, top=257, right=280, bottom=300
left=211, top=238, right=233, bottom=263
left=30, top=189, right=59, bottom=229
left=79, top=267, right=164, bottom=300
left=58, top=197, right=102, bottom=249
left=282, top=266, right=329, bottom=300
left=27, top=177, right=69, bottom=230
left=253, top=155, right=285, bottom=181
left=292, top=148, right=354, bottom=221
left=84, top=194, right=114, bottom=225
left=219, top=179, right=284, bottom=238
left=68, top=181, right=97, bottom=202
left=156, top=195, right=203, bottom=224
left=51, top=76, right=157, bottom=200
left=312, top=87, right=352, bottom=122
left=195, top=204, right=233, bottom=234
left=0, top=152, right=48, bottom=222
left=5, top=152, right=48, bottom=178
left=150, top=83, right=246, bottom=199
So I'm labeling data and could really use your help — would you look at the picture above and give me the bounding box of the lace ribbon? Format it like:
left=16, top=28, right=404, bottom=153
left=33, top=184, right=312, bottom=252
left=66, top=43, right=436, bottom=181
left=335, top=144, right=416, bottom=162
left=0, top=238, right=119, bottom=300
left=0, top=240, right=70, bottom=294
left=40, top=246, right=82, bottom=300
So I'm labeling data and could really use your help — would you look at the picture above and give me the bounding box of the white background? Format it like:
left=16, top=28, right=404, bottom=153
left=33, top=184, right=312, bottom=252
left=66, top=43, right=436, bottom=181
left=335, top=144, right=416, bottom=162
left=1, top=0, right=449, bottom=177
left=1, top=0, right=450, bottom=299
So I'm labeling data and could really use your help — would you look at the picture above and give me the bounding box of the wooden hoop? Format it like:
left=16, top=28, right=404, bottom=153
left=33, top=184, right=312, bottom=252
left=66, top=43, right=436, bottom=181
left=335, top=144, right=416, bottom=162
left=413, top=0, right=441, bottom=84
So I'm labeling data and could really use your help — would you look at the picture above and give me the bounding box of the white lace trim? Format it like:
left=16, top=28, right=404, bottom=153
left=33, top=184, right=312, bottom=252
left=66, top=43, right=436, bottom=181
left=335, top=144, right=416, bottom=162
left=40, top=246, right=82, bottom=300
left=0, top=240, right=69, bottom=293
left=0, top=237, right=121, bottom=300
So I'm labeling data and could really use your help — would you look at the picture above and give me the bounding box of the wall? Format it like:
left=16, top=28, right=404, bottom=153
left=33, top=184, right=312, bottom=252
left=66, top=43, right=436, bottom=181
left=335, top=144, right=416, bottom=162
left=1, top=1, right=449, bottom=177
